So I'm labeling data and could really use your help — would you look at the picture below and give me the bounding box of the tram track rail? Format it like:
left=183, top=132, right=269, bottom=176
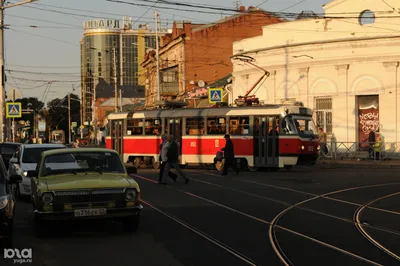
left=132, top=173, right=393, bottom=266
left=354, top=192, right=400, bottom=262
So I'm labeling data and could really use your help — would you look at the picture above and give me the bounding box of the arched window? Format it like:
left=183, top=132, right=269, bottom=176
left=359, top=10, right=375, bottom=25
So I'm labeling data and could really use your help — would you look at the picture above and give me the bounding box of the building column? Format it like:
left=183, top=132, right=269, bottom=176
left=298, top=67, right=310, bottom=106
left=382, top=61, right=400, bottom=143
left=334, top=64, right=350, bottom=142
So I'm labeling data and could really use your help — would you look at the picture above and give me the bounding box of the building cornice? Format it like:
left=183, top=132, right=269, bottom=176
left=233, top=35, right=400, bottom=58
left=232, top=55, right=400, bottom=75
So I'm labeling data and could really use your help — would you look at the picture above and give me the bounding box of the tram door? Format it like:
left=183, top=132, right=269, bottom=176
left=166, top=118, right=182, bottom=155
left=253, top=116, right=279, bottom=167
left=111, top=119, right=124, bottom=155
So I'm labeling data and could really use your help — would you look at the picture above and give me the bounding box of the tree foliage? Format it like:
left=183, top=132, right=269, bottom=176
left=46, top=94, right=80, bottom=141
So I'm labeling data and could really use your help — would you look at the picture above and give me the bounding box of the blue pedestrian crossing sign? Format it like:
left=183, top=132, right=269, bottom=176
left=6, top=102, right=22, bottom=118
left=208, top=88, right=223, bottom=103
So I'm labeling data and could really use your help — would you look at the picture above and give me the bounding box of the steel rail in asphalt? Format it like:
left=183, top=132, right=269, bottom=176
left=354, top=192, right=400, bottom=262
left=132, top=174, right=383, bottom=266
left=190, top=173, right=400, bottom=237
left=267, top=182, right=400, bottom=266
left=141, top=198, right=259, bottom=266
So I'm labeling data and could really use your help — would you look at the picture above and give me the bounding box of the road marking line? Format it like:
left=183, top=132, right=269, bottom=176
left=141, top=199, right=259, bottom=266
left=134, top=174, right=382, bottom=265
left=354, top=192, right=400, bottom=262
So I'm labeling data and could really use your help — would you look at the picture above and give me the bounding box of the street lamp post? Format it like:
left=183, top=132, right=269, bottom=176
left=0, top=0, right=38, bottom=143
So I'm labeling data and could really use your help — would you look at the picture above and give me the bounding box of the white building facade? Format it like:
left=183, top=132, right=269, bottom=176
left=232, top=0, right=400, bottom=146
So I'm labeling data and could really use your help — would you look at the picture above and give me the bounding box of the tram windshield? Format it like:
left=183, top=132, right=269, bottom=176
left=291, top=116, right=318, bottom=138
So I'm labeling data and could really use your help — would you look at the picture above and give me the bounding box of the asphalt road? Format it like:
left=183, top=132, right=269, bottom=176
left=2, top=166, right=400, bottom=266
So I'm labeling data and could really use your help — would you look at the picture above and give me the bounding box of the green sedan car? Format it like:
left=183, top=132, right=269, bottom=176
left=24, top=148, right=142, bottom=236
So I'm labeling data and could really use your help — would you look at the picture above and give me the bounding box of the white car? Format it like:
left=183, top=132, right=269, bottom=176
left=8, top=143, right=67, bottom=198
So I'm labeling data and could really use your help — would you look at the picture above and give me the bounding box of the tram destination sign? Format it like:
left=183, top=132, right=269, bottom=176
left=84, top=20, right=120, bottom=30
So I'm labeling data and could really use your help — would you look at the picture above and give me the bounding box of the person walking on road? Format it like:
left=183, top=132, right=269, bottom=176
left=159, top=134, right=177, bottom=184
left=318, top=127, right=328, bottom=155
left=162, top=135, right=189, bottom=184
left=221, top=134, right=240, bottom=176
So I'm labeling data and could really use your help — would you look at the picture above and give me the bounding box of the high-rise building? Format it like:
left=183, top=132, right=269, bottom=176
left=80, top=17, right=166, bottom=126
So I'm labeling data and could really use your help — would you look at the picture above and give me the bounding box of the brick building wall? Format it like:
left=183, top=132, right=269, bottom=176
left=184, top=9, right=282, bottom=90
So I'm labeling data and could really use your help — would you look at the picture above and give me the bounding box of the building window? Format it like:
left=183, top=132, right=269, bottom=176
left=229, top=117, right=250, bottom=135
left=186, top=118, right=205, bottom=135
left=315, top=97, right=332, bottom=135
left=160, top=66, right=179, bottom=94
left=207, top=117, right=226, bottom=135
left=122, top=57, right=126, bottom=63
left=359, top=10, right=375, bottom=25
left=98, top=52, right=101, bottom=57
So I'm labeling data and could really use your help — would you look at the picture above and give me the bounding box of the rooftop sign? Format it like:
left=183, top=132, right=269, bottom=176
left=84, top=20, right=120, bottom=30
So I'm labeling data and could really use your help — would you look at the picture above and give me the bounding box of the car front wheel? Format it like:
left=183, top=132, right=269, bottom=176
left=122, top=214, right=140, bottom=232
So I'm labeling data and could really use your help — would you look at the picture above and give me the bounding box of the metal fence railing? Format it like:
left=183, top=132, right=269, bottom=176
left=318, top=140, right=400, bottom=161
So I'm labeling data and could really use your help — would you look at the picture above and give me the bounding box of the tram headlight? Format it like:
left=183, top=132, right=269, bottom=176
left=300, top=145, right=305, bottom=151
left=317, top=146, right=320, bottom=151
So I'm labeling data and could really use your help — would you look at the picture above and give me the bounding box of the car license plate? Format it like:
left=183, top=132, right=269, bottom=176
left=308, top=146, right=314, bottom=152
left=74, top=208, right=107, bottom=217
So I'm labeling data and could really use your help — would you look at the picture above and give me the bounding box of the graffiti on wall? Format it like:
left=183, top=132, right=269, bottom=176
left=358, top=108, right=379, bottom=140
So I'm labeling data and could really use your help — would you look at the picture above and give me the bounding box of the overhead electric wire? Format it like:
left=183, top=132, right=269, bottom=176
left=31, top=2, right=167, bottom=23
left=106, top=0, right=234, bottom=15
left=7, top=69, right=80, bottom=75
left=7, top=64, right=80, bottom=69
left=7, top=28, right=78, bottom=46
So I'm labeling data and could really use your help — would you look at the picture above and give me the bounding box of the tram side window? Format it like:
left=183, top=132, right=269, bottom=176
left=207, top=117, right=226, bottom=135
left=229, top=117, right=250, bottom=135
left=186, top=118, right=205, bottom=135
left=127, top=119, right=143, bottom=135
left=144, top=119, right=161, bottom=135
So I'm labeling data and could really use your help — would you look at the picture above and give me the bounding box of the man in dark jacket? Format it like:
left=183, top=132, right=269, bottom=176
left=221, top=134, right=240, bottom=176
left=162, top=135, right=189, bottom=184
left=159, top=134, right=177, bottom=184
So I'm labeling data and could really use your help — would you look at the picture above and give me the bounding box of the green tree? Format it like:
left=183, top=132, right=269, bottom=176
left=46, top=93, right=80, bottom=143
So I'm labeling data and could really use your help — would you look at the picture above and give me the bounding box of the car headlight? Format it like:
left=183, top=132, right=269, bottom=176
left=124, top=189, right=137, bottom=201
left=41, top=193, right=54, bottom=204
left=0, top=196, right=8, bottom=209
left=23, top=171, right=28, bottom=177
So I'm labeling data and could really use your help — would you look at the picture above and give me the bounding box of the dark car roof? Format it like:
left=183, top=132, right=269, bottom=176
left=0, top=142, right=21, bottom=147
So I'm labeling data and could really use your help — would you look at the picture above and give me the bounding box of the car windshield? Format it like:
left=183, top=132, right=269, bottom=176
left=0, top=145, right=19, bottom=155
left=292, top=116, right=318, bottom=138
left=41, top=151, right=125, bottom=176
left=22, top=147, right=65, bottom=164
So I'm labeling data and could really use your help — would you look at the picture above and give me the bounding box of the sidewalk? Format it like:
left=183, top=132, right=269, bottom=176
left=316, top=158, right=400, bottom=169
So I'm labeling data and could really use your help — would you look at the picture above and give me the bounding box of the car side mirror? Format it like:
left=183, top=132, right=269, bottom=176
left=126, top=166, right=137, bottom=175
left=9, top=157, right=18, bottom=164
left=26, top=170, right=37, bottom=178
left=9, top=174, right=22, bottom=184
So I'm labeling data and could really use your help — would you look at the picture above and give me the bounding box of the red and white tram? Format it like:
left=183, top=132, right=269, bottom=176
left=106, top=102, right=320, bottom=172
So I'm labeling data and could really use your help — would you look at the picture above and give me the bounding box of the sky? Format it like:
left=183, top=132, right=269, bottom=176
left=4, top=0, right=330, bottom=104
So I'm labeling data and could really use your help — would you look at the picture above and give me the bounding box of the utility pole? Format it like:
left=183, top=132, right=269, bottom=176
left=155, top=10, right=161, bottom=103
left=68, top=93, right=71, bottom=144
left=113, top=47, right=118, bottom=112
left=0, top=0, right=38, bottom=143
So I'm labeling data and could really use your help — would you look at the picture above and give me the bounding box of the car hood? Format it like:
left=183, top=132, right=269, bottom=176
left=42, top=173, right=137, bottom=191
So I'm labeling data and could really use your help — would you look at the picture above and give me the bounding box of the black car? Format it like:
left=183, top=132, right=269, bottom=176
left=0, top=142, right=21, bottom=170
left=0, top=155, right=22, bottom=248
